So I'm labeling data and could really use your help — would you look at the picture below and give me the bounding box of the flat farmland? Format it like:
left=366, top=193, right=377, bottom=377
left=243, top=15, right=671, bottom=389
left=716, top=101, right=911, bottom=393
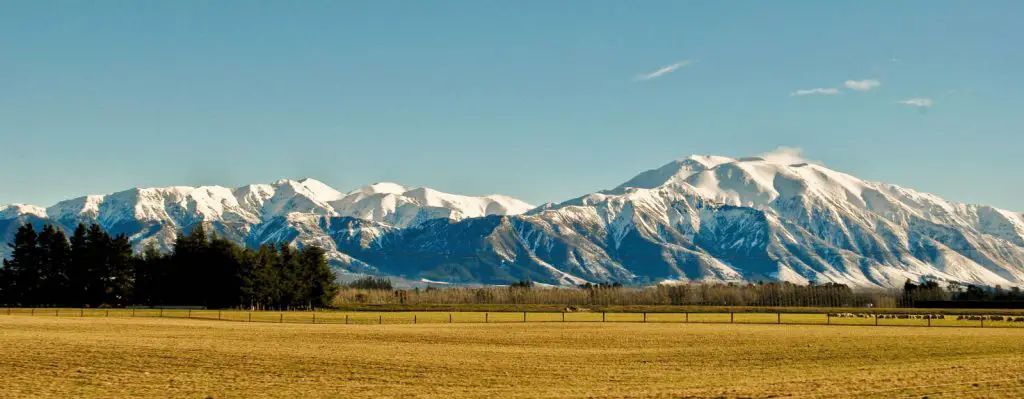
left=6, top=308, right=1024, bottom=328
left=1, top=316, right=1023, bottom=398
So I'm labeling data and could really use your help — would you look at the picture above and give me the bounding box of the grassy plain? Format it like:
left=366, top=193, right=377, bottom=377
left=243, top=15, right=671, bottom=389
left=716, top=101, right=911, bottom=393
left=332, top=303, right=1024, bottom=315
left=1, top=316, right=1023, bottom=398
left=5, top=307, right=1024, bottom=328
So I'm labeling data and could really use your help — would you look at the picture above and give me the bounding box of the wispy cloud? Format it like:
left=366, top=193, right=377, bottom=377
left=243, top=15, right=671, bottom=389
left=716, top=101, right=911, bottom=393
left=759, top=146, right=822, bottom=166
left=844, top=79, right=881, bottom=91
left=633, top=60, right=692, bottom=82
left=898, top=98, right=934, bottom=108
left=790, top=88, right=841, bottom=96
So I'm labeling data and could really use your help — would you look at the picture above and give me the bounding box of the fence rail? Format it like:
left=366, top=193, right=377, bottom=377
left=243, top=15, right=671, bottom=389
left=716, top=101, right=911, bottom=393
left=3, top=308, right=1024, bottom=329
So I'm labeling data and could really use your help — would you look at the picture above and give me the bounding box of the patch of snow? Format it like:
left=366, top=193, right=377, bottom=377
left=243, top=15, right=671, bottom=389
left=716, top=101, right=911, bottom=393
left=348, top=182, right=409, bottom=196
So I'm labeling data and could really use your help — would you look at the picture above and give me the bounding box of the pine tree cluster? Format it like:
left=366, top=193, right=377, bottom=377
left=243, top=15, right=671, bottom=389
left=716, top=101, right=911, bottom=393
left=0, top=223, right=339, bottom=309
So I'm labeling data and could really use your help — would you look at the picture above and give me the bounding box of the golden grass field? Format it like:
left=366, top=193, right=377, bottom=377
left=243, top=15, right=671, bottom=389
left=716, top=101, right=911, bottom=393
left=1, top=315, right=1023, bottom=398
left=5, top=308, right=1024, bottom=328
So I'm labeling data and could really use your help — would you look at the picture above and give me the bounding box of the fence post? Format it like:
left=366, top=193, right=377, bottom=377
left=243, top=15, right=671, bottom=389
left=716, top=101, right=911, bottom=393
left=875, top=314, right=879, bottom=326
left=523, top=311, right=526, bottom=323
left=313, top=312, right=316, bottom=324
left=379, top=315, right=382, bottom=325
left=827, top=313, right=830, bottom=325
left=187, top=309, right=191, bottom=319
left=602, top=312, right=606, bottom=322
left=449, top=313, right=452, bottom=324
left=485, top=313, right=488, bottom=323
left=248, top=312, right=251, bottom=322
left=927, top=315, right=931, bottom=327
left=562, top=312, right=565, bottom=322
left=280, top=313, right=283, bottom=323
left=777, top=312, right=781, bottom=324
left=685, top=312, right=689, bottom=323
left=414, top=315, right=417, bottom=324
left=731, top=312, right=734, bottom=323
left=643, top=312, right=647, bottom=323
left=218, top=310, right=221, bottom=320
left=346, top=314, right=349, bottom=325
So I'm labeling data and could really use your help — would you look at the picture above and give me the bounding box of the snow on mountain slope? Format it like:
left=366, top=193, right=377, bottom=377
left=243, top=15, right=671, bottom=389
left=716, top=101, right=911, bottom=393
left=33, top=179, right=530, bottom=230
left=349, top=182, right=409, bottom=196
left=47, top=186, right=264, bottom=228
left=0, top=204, right=47, bottom=219
left=2, top=156, right=1021, bottom=288
left=233, top=184, right=276, bottom=216
left=0, top=178, right=533, bottom=265
left=329, top=182, right=534, bottom=228
left=524, top=155, right=1024, bottom=287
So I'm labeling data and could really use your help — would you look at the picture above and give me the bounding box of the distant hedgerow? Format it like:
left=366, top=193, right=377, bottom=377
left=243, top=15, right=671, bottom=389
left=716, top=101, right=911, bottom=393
left=346, top=276, right=393, bottom=290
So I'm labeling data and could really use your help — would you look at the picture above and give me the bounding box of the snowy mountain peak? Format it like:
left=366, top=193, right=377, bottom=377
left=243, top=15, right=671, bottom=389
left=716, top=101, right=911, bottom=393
left=0, top=204, right=47, bottom=219
left=686, top=155, right=737, bottom=168
left=611, top=155, right=874, bottom=209
left=612, top=157, right=715, bottom=193
left=4, top=177, right=532, bottom=236
left=331, top=184, right=534, bottom=228
left=271, top=178, right=344, bottom=203
left=2, top=156, right=1022, bottom=289
left=349, top=182, right=410, bottom=196
left=542, top=153, right=1024, bottom=287
left=484, top=194, right=535, bottom=210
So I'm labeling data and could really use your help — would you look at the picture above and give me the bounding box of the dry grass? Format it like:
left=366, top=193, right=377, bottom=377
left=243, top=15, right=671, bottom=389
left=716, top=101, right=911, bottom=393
left=1, top=316, right=1023, bottom=398
left=10, top=307, right=1024, bottom=328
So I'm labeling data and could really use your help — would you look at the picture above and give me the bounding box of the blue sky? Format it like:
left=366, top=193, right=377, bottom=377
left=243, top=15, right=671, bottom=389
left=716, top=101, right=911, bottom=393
left=1, top=1, right=1022, bottom=209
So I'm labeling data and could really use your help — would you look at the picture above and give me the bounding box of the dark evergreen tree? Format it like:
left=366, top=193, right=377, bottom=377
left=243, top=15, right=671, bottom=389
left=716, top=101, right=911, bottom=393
left=205, top=234, right=244, bottom=308
left=1, top=223, right=40, bottom=305
left=67, top=224, right=89, bottom=306
left=83, top=224, right=112, bottom=307
left=299, top=246, right=339, bottom=309
left=36, top=225, right=71, bottom=306
left=170, top=224, right=209, bottom=305
left=133, top=242, right=168, bottom=306
left=105, top=233, right=135, bottom=306
left=249, top=244, right=281, bottom=309
left=3, top=222, right=338, bottom=309
left=276, top=244, right=302, bottom=309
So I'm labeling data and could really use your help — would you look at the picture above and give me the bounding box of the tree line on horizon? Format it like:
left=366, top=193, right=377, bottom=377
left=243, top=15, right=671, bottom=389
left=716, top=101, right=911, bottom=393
left=337, top=278, right=896, bottom=308
left=0, top=223, right=338, bottom=309
left=336, top=278, right=1023, bottom=308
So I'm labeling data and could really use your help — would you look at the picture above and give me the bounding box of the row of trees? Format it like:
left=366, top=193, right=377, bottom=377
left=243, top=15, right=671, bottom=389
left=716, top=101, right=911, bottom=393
left=339, top=278, right=1023, bottom=308
left=336, top=280, right=900, bottom=308
left=344, top=276, right=394, bottom=290
left=904, top=279, right=1024, bottom=302
left=0, top=224, right=133, bottom=307
left=0, top=223, right=338, bottom=309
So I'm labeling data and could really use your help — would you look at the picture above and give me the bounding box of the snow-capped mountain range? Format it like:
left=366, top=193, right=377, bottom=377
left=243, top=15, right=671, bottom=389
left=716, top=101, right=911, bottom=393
left=3, top=155, right=1023, bottom=288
